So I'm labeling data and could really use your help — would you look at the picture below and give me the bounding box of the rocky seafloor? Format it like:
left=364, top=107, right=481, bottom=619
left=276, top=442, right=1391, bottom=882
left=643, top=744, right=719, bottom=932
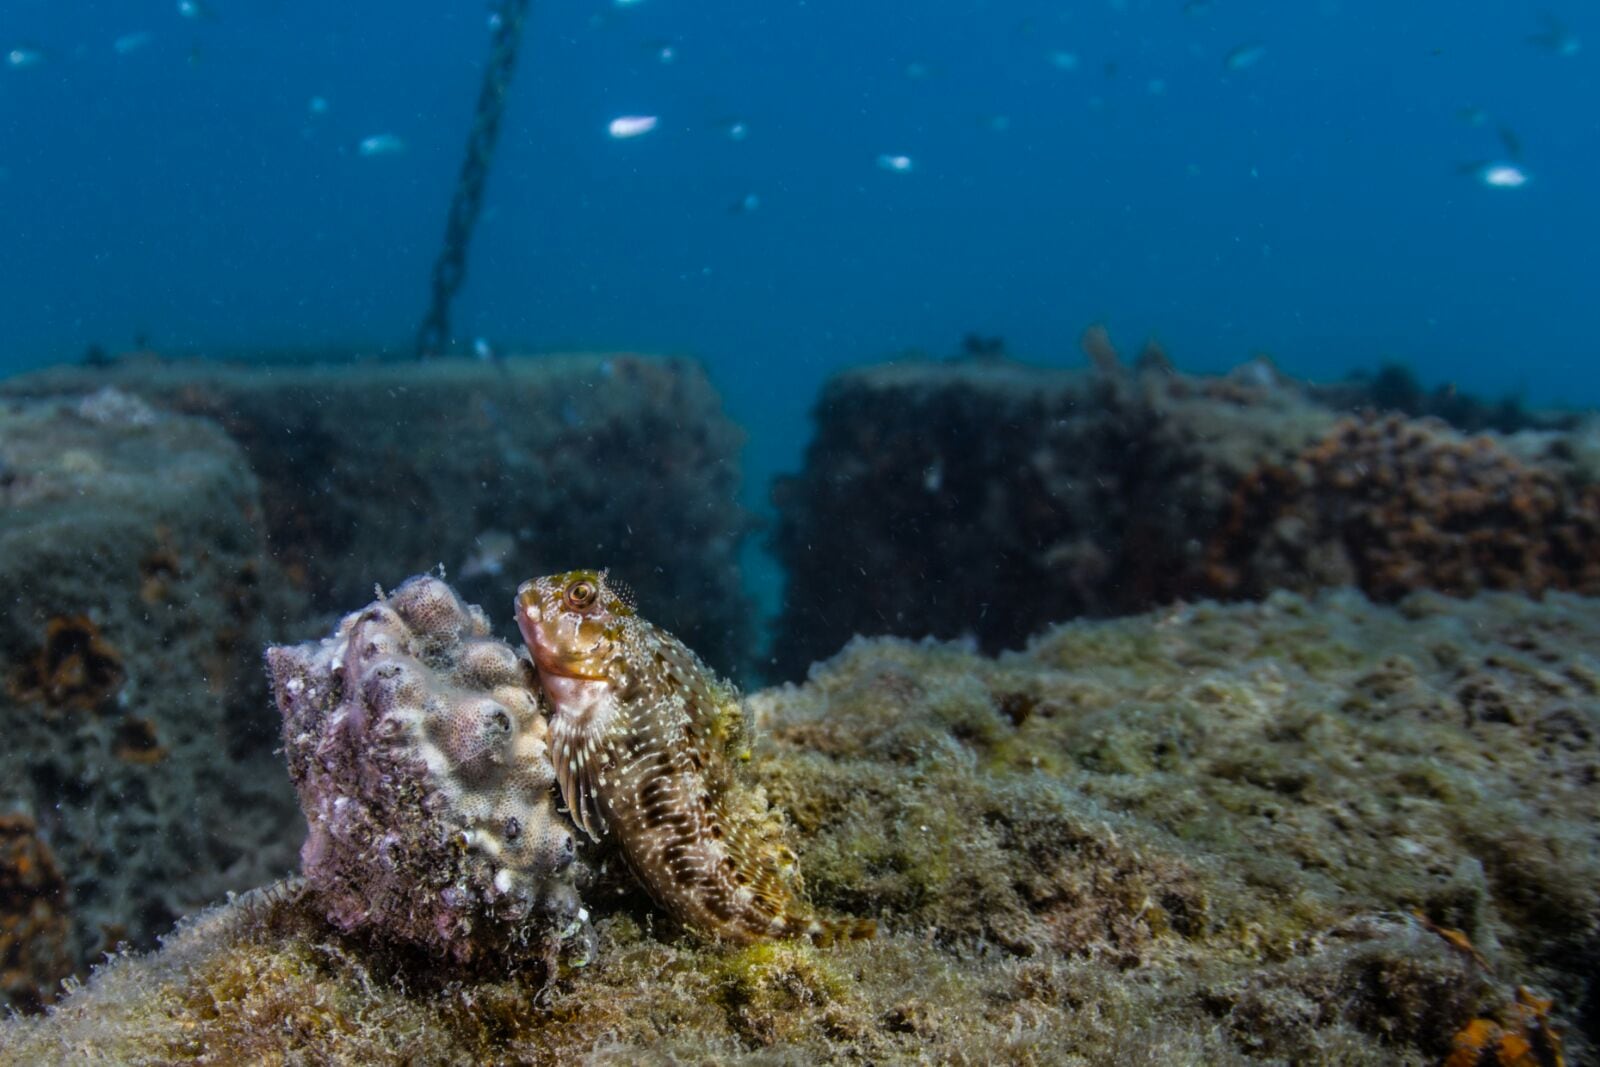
left=2, top=587, right=1593, bottom=1064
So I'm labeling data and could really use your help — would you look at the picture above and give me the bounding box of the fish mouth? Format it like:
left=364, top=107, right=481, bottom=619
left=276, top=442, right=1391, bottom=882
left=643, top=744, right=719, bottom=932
left=531, top=650, right=607, bottom=683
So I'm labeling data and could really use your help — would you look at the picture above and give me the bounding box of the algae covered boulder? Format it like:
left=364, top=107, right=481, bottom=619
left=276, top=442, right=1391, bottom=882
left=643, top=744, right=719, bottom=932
left=2, top=588, right=1593, bottom=1063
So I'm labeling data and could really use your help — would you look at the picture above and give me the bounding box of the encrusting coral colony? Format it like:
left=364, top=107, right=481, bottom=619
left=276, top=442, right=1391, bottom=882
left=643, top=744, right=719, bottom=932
left=1, top=345, right=1597, bottom=1063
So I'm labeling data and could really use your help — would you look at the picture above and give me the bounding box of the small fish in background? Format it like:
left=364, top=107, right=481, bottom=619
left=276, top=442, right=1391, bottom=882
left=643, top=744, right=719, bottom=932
left=308, top=96, right=329, bottom=117
left=177, top=0, right=217, bottom=20
left=458, top=530, right=517, bottom=580
left=648, top=39, right=676, bottom=64
left=876, top=153, right=914, bottom=173
left=903, top=60, right=935, bottom=80
left=473, top=337, right=497, bottom=362
left=6, top=45, right=48, bottom=69
left=113, top=31, right=155, bottom=56
left=729, top=192, right=760, bottom=215
left=1469, top=161, right=1531, bottom=189
left=982, top=113, right=1012, bottom=133
left=1527, top=12, right=1580, bottom=56
left=1456, top=112, right=1530, bottom=188
left=607, top=114, right=658, bottom=139
left=1224, top=42, right=1267, bottom=70
left=720, top=117, right=750, bottom=141
left=1182, top=0, right=1213, bottom=14
left=1049, top=50, right=1080, bottom=71
left=357, top=133, right=407, bottom=157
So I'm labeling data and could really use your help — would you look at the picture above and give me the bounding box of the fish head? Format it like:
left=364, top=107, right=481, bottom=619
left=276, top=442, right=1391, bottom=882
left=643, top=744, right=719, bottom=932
left=515, top=569, right=638, bottom=683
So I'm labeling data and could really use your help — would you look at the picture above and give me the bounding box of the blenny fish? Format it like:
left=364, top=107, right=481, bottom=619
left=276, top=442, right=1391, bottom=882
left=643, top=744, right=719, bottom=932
left=515, top=569, right=873, bottom=945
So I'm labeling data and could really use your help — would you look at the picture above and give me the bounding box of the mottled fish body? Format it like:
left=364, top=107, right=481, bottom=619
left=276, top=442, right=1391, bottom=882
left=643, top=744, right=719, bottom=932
left=516, top=569, right=872, bottom=945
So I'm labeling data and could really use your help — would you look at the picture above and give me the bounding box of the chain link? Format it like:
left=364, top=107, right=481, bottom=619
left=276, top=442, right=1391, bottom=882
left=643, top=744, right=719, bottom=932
left=416, top=0, right=532, bottom=358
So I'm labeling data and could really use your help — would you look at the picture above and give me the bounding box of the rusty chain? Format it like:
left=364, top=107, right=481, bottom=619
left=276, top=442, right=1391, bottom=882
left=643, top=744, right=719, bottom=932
left=416, top=0, right=532, bottom=358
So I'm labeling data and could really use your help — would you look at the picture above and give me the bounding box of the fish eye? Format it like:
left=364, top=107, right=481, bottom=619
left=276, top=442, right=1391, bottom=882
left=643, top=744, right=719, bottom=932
left=565, top=580, right=598, bottom=610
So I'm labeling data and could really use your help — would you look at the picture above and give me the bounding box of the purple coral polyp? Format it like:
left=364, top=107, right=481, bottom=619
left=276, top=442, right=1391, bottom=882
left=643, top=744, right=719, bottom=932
left=267, top=575, right=584, bottom=962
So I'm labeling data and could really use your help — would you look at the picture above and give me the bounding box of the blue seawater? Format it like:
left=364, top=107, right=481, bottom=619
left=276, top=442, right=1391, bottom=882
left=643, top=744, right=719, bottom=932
left=0, top=0, right=1594, bottom=493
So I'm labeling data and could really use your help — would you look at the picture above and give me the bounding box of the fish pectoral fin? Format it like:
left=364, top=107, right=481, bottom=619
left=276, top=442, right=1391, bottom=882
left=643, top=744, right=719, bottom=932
left=573, top=768, right=608, bottom=842
left=552, top=728, right=609, bottom=843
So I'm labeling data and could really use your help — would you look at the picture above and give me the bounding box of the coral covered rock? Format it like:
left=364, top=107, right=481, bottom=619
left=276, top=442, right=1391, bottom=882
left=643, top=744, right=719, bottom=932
left=268, top=575, right=584, bottom=964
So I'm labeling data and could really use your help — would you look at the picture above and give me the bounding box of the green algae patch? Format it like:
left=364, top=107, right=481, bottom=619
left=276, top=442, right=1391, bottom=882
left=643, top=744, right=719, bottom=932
left=4, top=588, right=1596, bottom=1064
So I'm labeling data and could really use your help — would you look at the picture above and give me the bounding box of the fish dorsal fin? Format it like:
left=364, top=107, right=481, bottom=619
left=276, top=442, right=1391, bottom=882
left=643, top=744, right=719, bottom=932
left=656, top=635, right=744, bottom=769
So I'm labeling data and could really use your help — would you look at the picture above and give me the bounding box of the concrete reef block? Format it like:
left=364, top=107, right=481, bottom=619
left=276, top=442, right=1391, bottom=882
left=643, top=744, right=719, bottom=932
left=771, top=351, right=1331, bottom=675
left=2, top=355, right=754, bottom=676
left=772, top=345, right=1600, bottom=677
left=268, top=575, right=585, bottom=964
left=0, top=394, right=302, bottom=1008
